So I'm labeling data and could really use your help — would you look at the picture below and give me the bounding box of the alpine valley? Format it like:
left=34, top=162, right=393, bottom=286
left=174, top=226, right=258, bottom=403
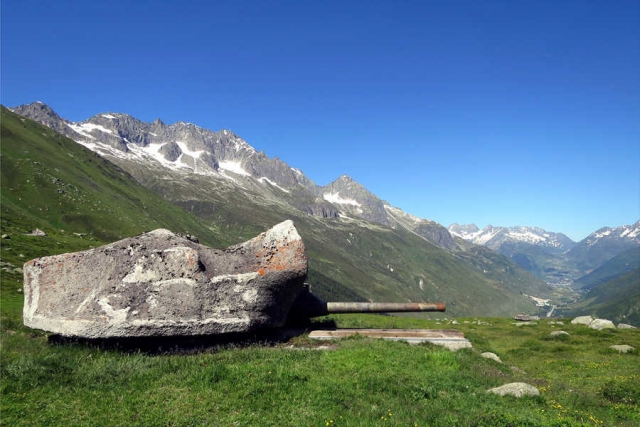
left=2, top=102, right=639, bottom=321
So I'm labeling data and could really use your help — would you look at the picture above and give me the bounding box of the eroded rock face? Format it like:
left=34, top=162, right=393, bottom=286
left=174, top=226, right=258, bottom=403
left=23, top=220, right=307, bottom=338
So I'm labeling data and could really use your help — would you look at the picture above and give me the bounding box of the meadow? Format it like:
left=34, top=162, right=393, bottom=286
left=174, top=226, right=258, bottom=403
left=1, top=304, right=638, bottom=426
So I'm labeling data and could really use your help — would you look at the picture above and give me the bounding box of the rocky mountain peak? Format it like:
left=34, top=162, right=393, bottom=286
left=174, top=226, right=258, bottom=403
left=448, top=223, right=480, bottom=238
left=320, top=176, right=389, bottom=225
left=11, top=102, right=70, bottom=135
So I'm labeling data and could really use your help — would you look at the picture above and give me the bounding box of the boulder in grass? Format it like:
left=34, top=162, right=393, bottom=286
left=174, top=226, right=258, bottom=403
left=609, top=345, right=635, bottom=354
left=487, top=382, right=539, bottom=397
left=23, top=220, right=307, bottom=338
left=571, top=315, right=594, bottom=326
left=617, top=323, right=636, bottom=329
left=481, top=352, right=503, bottom=363
left=589, top=319, right=615, bottom=330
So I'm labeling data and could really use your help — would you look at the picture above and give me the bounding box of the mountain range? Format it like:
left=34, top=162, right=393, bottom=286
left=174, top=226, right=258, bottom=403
left=4, top=102, right=639, bottom=320
left=449, top=222, right=639, bottom=285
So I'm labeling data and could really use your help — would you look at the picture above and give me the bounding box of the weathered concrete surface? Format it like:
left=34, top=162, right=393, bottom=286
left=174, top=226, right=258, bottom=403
left=23, top=220, right=307, bottom=338
left=307, top=329, right=473, bottom=351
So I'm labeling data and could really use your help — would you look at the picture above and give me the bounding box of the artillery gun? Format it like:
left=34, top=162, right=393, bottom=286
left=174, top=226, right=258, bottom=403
left=23, top=220, right=446, bottom=340
left=287, top=283, right=445, bottom=323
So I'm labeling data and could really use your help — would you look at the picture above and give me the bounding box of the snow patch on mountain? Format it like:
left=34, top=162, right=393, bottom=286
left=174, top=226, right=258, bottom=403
left=259, top=177, right=290, bottom=193
left=175, top=141, right=204, bottom=159
left=129, top=143, right=192, bottom=172
left=506, top=230, right=548, bottom=245
left=67, top=122, right=114, bottom=136
left=474, top=228, right=501, bottom=245
left=323, top=192, right=361, bottom=207
left=218, top=160, right=250, bottom=176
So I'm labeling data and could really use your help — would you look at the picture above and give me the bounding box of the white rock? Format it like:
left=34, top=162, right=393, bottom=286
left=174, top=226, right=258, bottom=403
left=549, top=331, right=569, bottom=337
left=487, top=382, right=539, bottom=397
left=481, top=352, right=502, bottom=363
left=589, top=319, right=615, bottom=330
left=571, top=315, right=594, bottom=326
left=617, top=323, right=637, bottom=329
left=609, top=345, right=635, bottom=353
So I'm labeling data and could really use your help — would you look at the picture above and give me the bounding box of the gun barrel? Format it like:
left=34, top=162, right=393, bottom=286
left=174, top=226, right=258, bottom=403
left=326, top=302, right=446, bottom=314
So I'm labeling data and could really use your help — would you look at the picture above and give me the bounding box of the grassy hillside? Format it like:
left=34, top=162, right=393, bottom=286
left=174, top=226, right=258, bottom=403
left=2, top=312, right=639, bottom=426
left=0, top=106, right=224, bottom=245
left=567, top=268, right=640, bottom=325
left=573, top=247, right=640, bottom=290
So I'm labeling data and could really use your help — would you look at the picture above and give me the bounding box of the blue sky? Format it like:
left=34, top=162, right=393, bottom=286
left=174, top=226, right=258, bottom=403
left=2, top=0, right=639, bottom=241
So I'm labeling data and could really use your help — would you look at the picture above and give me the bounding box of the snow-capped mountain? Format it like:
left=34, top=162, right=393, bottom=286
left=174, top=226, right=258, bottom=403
left=449, top=221, right=640, bottom=286
left=10, top=102, right=412, bottom=231
left=448, top=224, right=575, bottom=253
left=566, top=221, right=640, bottom=273
left=11, top=102, right=314, bottom=191
left=583, top=222, right=640, bottom=247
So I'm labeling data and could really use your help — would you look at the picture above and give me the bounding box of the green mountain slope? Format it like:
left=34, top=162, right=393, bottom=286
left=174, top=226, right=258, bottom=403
left=567, top=267, right=640, bottom=325
left=573, top=247, right=640, bottom=290
left=1, top=106, right=223, bottom=245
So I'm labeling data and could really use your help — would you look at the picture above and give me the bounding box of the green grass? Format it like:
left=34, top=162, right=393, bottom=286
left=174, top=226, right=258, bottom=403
left=2, top=308, right=639, bottom=426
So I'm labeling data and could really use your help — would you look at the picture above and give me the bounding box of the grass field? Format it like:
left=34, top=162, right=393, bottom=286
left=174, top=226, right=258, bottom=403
left=2, top=302, right=638, bottom=427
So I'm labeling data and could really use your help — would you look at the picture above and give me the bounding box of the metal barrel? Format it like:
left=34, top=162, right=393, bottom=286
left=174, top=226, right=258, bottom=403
left=325, top=302, right=446, bottom=314
left=287, top=285, right=446, bottom=321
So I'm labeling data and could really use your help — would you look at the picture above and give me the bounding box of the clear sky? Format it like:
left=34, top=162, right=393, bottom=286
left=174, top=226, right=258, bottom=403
left=2, top=0, right=639, bottom=241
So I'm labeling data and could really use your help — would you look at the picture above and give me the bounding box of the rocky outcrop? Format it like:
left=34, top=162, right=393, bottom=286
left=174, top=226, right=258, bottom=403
left=23, top=220, right=307, bottom=338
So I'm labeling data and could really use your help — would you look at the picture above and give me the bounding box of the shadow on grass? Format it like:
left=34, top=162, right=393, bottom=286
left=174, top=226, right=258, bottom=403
left=47, top=319, right=338, bottom=355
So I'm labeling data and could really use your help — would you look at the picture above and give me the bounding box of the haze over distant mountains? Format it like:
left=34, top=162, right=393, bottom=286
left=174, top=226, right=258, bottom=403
left=6, top=102, right=640, bottom=320
left=449, top=222, right=640, bottom=286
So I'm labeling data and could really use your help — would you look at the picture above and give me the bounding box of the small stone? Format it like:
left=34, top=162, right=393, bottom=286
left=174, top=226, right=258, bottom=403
left=487, top=382, right=539, bottom=397
left=481, top=352, right=502, bottom=363
left=510, top=366, right=526, bottom=375
left=609, top=345, right=635, bottom=353
left=617, top=323, right=637, bottom=329
left=571, top=315, right=594, bottom=326
left=549, top=331, right=569, bottom=337
left=589, top=319, right=615, bottom=330
left=1, top=234, right=10, bottom=239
